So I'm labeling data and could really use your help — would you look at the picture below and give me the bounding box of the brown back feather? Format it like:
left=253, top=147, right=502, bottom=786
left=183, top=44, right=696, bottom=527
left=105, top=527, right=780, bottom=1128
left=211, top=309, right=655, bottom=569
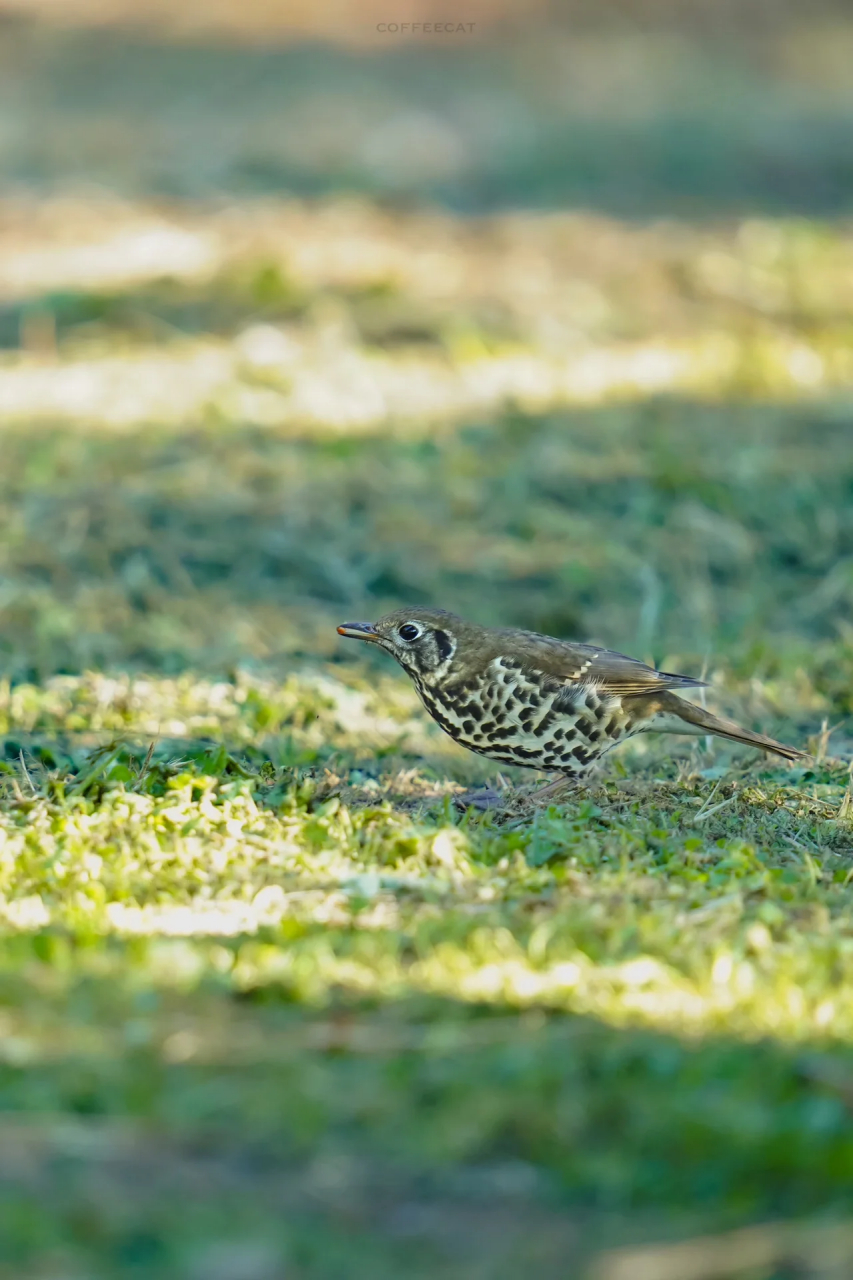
left=486, top=629, right=705, bottom=698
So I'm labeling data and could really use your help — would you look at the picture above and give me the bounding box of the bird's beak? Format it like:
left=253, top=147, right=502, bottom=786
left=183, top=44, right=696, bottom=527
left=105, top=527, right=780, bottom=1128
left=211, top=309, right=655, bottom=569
left=336, top=621, right=379, bottom=643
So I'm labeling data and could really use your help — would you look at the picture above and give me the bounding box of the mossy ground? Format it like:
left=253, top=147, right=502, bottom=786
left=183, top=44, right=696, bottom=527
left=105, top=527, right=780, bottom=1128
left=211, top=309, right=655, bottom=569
left=1, top=677, right=852, bottom=1279
left=3, top=8, right=853, bottom=1278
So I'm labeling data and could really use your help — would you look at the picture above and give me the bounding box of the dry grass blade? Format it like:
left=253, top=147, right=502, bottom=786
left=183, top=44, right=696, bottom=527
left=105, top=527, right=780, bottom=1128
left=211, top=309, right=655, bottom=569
left=590, top=1221, right=853, bottom=1280
left=137, top=738, right=157, bottom=784
left=691, top=795, right=736, bottom=824
left=17, top=750, right=36, bottom=795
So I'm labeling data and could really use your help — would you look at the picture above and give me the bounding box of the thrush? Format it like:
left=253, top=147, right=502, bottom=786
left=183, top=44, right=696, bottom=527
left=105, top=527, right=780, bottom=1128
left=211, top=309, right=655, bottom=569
left=337, top=607, right=804, bottom=780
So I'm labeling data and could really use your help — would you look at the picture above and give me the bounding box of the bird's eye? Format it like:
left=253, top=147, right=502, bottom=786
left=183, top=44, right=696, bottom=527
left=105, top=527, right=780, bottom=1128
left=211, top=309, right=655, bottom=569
left=398, top=623, right=421, bottom=642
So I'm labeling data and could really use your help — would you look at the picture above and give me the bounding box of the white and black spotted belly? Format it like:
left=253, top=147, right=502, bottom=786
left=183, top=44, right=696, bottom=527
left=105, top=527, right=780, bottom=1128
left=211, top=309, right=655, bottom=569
left=412, top=657, right=640, bottom=776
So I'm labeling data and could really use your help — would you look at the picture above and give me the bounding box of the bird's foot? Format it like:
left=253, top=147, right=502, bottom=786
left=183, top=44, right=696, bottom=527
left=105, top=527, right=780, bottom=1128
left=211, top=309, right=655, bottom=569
left=513, top=776, right=584, bottom=812
left=453, top=777, right=585, bottom=818
left=453, top=787, right=508, bottom=813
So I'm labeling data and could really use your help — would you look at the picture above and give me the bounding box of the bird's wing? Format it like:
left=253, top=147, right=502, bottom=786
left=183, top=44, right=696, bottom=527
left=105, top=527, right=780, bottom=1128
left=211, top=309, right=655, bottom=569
left=509, top=635, right=706, bottom=698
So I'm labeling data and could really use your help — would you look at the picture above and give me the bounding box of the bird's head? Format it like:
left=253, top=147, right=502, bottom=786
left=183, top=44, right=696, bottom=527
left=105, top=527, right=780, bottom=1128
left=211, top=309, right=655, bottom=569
left=337, top=607, right=468, bottom=683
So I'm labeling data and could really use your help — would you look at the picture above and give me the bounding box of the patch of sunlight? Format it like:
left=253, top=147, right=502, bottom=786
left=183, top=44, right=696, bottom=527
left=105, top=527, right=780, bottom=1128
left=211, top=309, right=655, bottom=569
left=106, top=897, right=303, bottom=937
left=190, top=935, right=853, bottom=1043
left=2, top=895, right=51, bottom=930
left=0, top=668, right=433, bottom=751
left=103, top=888, right=405, bottom=938
left=0, top=219, right=219, bottom=299
left=0, top=327, right=846, bottom=434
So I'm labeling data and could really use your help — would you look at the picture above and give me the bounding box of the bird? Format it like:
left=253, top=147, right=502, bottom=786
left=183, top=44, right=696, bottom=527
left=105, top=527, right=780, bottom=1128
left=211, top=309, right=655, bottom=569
left=336, top=607, right=804, bottom=786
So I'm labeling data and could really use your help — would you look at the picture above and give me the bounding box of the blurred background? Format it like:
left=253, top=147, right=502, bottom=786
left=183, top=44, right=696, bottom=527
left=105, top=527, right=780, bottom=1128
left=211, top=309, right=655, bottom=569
left=0, top=0, right=851, bottom=701
left=2, top=0, right=853, bottom=1276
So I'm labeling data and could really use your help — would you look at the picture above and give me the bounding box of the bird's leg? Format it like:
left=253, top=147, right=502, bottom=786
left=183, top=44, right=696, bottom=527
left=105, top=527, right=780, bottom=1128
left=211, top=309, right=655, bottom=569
left=518, top=773, right=584, bottom=809
left=455, top=774, right=585, bottom=819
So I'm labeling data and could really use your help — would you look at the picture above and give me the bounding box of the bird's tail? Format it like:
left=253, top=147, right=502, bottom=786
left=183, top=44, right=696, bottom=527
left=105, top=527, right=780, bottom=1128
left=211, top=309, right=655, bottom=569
left=658, top=691, right=805, bottom=762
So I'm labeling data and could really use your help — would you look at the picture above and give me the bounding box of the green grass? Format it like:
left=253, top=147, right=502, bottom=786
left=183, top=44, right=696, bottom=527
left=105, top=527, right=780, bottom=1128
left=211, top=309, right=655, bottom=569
left=0, top=665, right=851, bottom=1276
left=6, top=297, right=853, bottom=1275
left=3, top=302, right=853, bottom=1274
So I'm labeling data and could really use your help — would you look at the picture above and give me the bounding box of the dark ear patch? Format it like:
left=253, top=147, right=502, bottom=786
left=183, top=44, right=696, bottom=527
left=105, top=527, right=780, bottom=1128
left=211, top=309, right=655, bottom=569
left=434, top=629, right=454, bottom=661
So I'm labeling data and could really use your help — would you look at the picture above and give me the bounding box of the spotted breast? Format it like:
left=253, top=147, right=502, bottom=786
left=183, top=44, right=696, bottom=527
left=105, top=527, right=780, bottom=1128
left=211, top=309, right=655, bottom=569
left=412, top=658, right=634, bottom=775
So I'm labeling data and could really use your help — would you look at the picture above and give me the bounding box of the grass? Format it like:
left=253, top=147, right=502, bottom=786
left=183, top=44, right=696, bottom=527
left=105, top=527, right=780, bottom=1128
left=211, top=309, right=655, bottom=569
left=0, top=665, right=851, bottom=1276
left=4, top=10, right=853, bottom=1277
left=8, top=280, right=853, bottom=1274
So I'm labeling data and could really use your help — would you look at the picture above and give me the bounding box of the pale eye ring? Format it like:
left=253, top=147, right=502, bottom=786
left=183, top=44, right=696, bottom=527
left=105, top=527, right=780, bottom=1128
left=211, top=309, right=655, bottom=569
left=398, top=622, right=421, bottom=642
